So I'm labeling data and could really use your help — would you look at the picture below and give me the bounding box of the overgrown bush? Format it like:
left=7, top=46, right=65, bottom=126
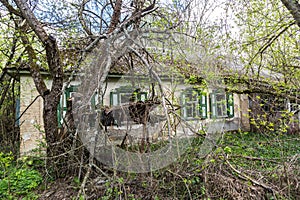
left=0, top=152, right=42, bottom=199
left=3, top=132, right=298, bottom=200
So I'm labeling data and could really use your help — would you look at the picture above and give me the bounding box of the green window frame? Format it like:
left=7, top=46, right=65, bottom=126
left=139, top=92, right=147, bottom=102
left=200, top=92, right=208, bottom=119
left=109, top=86, right=147, bottom=125
left=110, top=86, right=147, bottom=106
left=110, top=91, right=119, bottom=106
left=181, top=88, right=207, bottom=120
left=288, top=103, right=300, bottom=112
left=57, top=86, right=77, bottom=127
left=57, top=85, right=99, bottom=127
left=210, top=90, right=234, bottom=119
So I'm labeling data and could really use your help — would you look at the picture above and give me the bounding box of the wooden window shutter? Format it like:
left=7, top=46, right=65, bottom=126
left=210, top=92, right=217, bottom=118
left=57, top=87, right=71, bottom=127
left=110, top=91, right=119, bottom=106
left=199, top=92, right=207, bottom=119
left=138, top=92, right=147, bottom=102
left=227, top=93, right=234, bottom=118
left=181, top=93, right=187, bottom=119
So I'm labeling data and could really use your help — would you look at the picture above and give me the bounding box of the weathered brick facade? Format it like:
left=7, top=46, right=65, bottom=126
left=18, top=74, right=250, bottom=155
left=19, top=75, right=45, bottom=155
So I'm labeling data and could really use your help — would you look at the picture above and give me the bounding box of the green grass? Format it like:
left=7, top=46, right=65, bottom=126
left=219, top=132, right=300, bottom=172
left=0, top=132, right=299, bottom=199
left=222, top=132, right=300, bottom=158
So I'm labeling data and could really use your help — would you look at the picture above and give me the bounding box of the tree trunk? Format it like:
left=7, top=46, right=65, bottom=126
left=11, top=0, right=64, bottom=158
left=280, top=0, right=300, bottom=28
left=43, top=94, right=60, bottom=152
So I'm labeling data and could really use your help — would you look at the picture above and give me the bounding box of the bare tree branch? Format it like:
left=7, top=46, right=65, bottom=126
left=0, top=0, right=21, bottom=16
left=107, top=0, right=122, bottom=33
left=78, top=0, right=93, bottom=36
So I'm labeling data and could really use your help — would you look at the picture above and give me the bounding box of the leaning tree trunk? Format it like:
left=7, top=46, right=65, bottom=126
left=43, top=90, right=62, bottom=153
left=11, top=0, right=64, bottom=157
left=280, top=0, right=300, bottom=28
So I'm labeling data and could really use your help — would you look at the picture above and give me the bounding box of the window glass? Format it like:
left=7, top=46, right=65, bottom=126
left=120, top=93, right=132, bottom=105
left=181, top=89, right=207, bottom=120
left=110, top=87, right=148, bottom=125
left=288, top=98, right=300, bottom=112
left=215, top=93, right=227, bottom=117
left=140, top=93, right=146, bottom=102
left=185, top=92, right=199, bottom=118
left=112, top=93, right=118, bottom=106
left=210, top=91, right=234, bottom=118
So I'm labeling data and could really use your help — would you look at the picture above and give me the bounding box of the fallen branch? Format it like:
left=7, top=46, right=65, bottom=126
left=225, top=159, right=275, bottom=193
left=230, top=155, right=281, bottom=164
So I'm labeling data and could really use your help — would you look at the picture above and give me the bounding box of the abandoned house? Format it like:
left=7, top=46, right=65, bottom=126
left=3, top=62, right=253, bottom=156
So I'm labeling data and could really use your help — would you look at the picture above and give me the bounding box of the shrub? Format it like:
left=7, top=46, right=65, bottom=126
left=0, top=152, right=42, bottom=199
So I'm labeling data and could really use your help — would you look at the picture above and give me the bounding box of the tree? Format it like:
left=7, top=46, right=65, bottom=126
left=223, top=0, right=300, bottom=91
left=0, top=5, right=25, bottom=155
left=1, top=0, right=64, bottom=158
left=217, top=0, right=300, bottom=133
left=0, top=0, right=158, bottom=159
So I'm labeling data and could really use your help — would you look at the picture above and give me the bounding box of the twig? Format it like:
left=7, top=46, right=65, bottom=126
left=91, top=163, right=111, bottom=180
left=167, top=170, right=193, bottom=200
left=76, top=165, right=91, bottom=200
left=225, top=159, right=275, bottom=193
left=30, top=142, right=87, bottom=160
left=127, top=45, right=172, bottom=140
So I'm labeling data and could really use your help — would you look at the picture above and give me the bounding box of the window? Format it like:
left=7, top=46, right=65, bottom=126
left=210, top=90, right=234, bottom=118
left=57, top=86, right=75, bottom=127
left=257, top=95, right=287, bottom=112
left=110, top=86, right=147, bottom=125
left=288, top=98, right=300, bottom=113
left=58, top=85, right=102, bottom=127
left=57, top=86, right=78, bottom=127
left=110, top=86, right=147, bottom=106
left=181, top=88, right=207, bottom=120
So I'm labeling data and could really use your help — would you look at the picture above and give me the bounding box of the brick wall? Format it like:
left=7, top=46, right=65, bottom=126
left=19, top=76, right=46, bottom=155
left=239, top=94, right=250, bottom=131
left=18, top=75, right=250, bottom=155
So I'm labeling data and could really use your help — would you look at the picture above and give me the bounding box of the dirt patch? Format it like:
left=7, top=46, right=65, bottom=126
left=37, top=178, right=79, bottom=200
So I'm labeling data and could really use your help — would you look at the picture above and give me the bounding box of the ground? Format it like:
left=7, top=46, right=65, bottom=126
left=1, top=132, right=299, bottom=200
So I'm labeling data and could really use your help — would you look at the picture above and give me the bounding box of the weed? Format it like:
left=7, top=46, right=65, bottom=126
left=0, top=152, right=42, bottom=199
